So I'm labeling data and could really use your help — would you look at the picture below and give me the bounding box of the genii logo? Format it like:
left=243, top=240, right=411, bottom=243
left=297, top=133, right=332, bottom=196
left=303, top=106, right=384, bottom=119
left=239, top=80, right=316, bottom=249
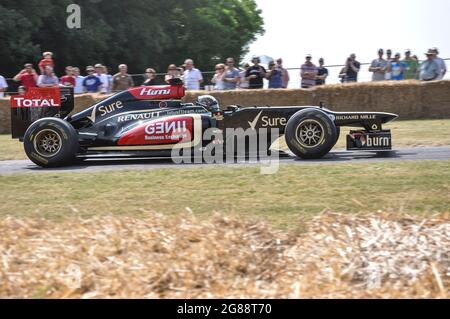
left=118, top=117, right=194, bottom=146
left=145, top=120, right=187, bottom=135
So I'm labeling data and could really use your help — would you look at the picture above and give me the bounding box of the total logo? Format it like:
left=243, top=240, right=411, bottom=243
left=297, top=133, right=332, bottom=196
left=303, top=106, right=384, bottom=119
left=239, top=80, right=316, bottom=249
left=248, top=111, right=287, bottom=129
left=140, top=88, right=171, bottom=96
left=13, top=98, right=59, bottom=107
left=145, top=120, right=188, bottom=135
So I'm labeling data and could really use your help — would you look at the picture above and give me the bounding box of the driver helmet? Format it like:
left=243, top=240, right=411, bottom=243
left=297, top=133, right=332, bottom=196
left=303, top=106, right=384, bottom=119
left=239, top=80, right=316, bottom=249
left=196, top=95, right=220, bottom=112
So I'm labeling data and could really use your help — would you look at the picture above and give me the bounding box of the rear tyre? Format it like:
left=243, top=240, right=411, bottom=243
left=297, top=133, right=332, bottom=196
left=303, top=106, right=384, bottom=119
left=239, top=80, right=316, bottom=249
left=24, top=118, right=78, bottom=167
left=285, top=109, right=337, bottom=159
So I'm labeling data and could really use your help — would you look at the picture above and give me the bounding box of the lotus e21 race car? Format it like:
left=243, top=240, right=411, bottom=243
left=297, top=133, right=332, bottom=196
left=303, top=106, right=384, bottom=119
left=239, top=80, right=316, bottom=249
left=10, top=81, right=398, bottom=167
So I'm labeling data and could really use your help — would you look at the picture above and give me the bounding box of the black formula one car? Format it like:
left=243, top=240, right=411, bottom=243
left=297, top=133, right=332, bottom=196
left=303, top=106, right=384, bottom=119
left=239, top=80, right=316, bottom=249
left=11, top=81, right=398, bottom=167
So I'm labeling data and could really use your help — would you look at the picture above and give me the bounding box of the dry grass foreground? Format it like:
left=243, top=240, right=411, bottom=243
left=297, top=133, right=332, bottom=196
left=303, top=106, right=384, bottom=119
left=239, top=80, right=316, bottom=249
left=1, top=212, right=448, bottom=298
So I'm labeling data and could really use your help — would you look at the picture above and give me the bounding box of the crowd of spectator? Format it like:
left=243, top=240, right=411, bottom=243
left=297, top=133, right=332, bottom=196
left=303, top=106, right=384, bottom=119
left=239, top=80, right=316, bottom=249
left=0, top=47, right=447, bottom=97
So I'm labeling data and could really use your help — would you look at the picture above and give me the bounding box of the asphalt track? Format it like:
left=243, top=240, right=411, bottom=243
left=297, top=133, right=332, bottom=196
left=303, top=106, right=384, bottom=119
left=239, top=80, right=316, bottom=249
left=0, top=147, right=449, bottom=175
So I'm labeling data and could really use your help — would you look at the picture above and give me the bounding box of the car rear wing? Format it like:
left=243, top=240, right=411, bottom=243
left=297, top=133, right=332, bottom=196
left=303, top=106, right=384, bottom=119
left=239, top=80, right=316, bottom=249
left=10, top=87, right=74, bottom=139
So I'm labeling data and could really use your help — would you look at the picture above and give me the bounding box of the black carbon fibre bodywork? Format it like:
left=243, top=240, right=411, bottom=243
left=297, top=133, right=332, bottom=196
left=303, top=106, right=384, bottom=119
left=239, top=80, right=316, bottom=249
left=12, top=87, right=398, bottom=159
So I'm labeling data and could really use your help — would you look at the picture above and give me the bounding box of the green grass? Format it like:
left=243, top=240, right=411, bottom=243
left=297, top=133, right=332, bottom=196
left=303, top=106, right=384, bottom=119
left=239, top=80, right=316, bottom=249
left=0, top=161, right=449, bottom=230
left=1, top=119, right=450, bottom=160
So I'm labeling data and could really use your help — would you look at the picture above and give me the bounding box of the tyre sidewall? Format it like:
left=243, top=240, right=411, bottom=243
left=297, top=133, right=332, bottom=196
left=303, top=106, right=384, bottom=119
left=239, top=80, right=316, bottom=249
left=24, top=118, right=78, bottom=167
left=285, top=109, right=337, bottom=159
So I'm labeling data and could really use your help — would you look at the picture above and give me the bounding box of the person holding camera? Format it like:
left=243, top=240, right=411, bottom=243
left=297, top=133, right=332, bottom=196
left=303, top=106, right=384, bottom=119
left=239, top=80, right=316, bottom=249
left=267, top=61, right=283, bottom=88
left=13, top=63, right=39, bottom=90
left=246, top=56, right=267, bottom=89
left=340, top=54, right=360, bottom=83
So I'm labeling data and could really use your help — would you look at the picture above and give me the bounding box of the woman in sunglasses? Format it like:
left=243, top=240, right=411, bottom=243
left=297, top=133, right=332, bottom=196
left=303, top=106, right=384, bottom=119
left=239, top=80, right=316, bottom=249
left=211, top=63, right=226, bottom=90
left=165, top=64, right=182, bottom=84
left=143, top=68, right=157, bottom=85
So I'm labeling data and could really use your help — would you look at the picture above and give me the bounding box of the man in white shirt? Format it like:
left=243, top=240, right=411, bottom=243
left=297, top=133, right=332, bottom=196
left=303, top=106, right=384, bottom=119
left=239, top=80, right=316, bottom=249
left=0, top=75, right=9, bottom=98
left=72, top=67, right=85, bottom=94
left=431, top=47, right=447, bottom=80
left=94, top=63, right=109, bottom=93
left=182, top=59, right=203, bottom=90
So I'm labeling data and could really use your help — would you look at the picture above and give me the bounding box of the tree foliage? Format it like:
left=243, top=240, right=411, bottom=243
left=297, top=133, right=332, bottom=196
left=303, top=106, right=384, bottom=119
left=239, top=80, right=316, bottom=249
left=0, top=0, right=264, bottom=76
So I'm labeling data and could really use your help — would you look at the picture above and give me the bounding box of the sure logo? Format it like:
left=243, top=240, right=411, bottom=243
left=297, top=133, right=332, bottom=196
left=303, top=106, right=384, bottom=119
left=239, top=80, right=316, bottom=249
left=98, top=101, right=124, bottom=116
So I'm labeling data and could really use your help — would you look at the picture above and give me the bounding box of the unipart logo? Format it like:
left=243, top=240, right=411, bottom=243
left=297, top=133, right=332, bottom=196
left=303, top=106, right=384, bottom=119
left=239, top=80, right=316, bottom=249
left=145, top=120, right=188, bottom=135
left=14, top=98, right=59, bottom=107
left=140, top=88, right=171, bottom=96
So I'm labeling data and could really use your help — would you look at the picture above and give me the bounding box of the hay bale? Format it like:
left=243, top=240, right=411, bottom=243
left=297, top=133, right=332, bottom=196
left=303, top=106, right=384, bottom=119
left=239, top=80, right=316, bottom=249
left=0, top=212, right=447, bottom=298
left=0, top=98, right=11, bottom=134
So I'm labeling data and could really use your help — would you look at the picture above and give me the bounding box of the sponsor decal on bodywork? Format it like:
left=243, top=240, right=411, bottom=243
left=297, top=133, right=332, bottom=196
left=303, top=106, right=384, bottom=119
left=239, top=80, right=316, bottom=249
left=117, top=108, right=208, bottom=123
left=10, top=87, right=61, bottom=108
left=335, top=114, right=377, bottom=121
left=347, top=130, right=392, bottom=150
left=128, top=85, right=185, bottom=100
left=118, top=116, right=193, bottom=146
left=248, top=111, right=287, bottom=129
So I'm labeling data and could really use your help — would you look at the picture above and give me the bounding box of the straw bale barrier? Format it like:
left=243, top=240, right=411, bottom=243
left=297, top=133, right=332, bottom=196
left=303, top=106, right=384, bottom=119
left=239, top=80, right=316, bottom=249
left=1, top=80, right=449, bottom=134
left=0, top=212, right=448, bottom=298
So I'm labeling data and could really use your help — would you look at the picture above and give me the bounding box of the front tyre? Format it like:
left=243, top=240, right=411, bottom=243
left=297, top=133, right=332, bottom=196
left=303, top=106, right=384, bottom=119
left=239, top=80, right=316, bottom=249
left=24, top=118, right=78, bottom=167
left=285, top=108, right=337, bottom=159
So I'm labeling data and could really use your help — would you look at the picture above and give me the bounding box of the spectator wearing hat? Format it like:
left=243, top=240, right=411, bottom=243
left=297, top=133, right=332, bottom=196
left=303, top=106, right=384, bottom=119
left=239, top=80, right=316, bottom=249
left=112, top=64, right=134, bottom=92
left=267, top=61, right=283, bottom=89
left=369, top=49, right=388, bottom=81
left=182, top=59, right=203, bottom=90
left=223, top=58, right=240, bottom=90
left=300, top=54, right=318, bottom=88
left=37, top=66, right=59, bottom=87
left=94, top=64, right=109, bottom=93
left=0, top=74, right=8, bottom=98
left=402, top=50, right=420, bottom=80
left=143, top=68, right=158, bottom=85
left=72, top=67, right=85, bottom=94
left=420, top=49, right=441, bottom=81
left=431, top=48, right=447, bottom=80
left=390, top=53, right=406, bottom=81
left=316, top=58, right=328, bottom=86
left=59, top=66, right=76, bottom=87
left=276, top=58, right=290, bottom=88
left=38, top=52, right=55, bottom=74
left=82, top=66, right=102, bottom=93
left=13, top=63, right=39, bottom=90
left=165, top=64, right=182, bottom=84
left=246, top=56, right=267, bottom=89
